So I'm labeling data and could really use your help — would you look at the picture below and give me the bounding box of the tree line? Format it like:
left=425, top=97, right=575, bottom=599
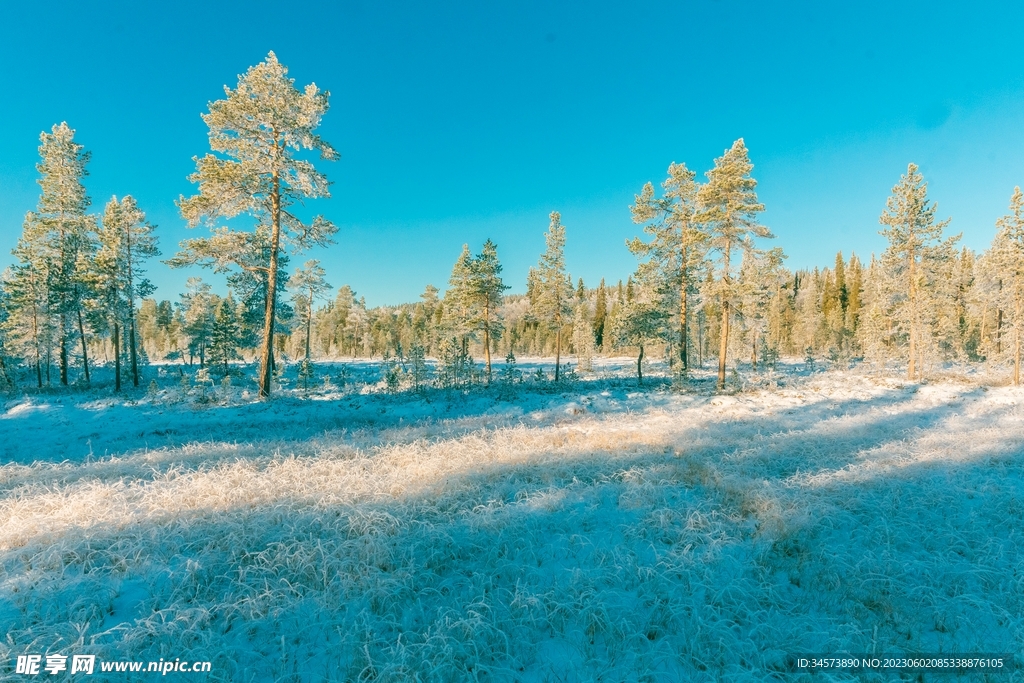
left=2, top=53, right=1024, bottom=395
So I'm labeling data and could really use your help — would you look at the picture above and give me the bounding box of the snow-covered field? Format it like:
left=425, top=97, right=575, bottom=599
left=2, top=361, right=1022, bottom=681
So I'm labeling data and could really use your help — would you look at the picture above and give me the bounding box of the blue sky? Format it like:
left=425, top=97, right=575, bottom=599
left=1, top=1, right=1023, bottom=306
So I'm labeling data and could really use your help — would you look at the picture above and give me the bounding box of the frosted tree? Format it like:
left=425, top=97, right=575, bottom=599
left=290, top=260, right=331, bottom=361
left=593, top=279, right=608, bottom=349
left=989, top=187, right=1024, bottom=383
left=181, top=278, right=215, bottom=367
left=530, top=212, right=574, bottom=380
left=629, top=161, right=705, bottom=373
left=469, top=240, right=509, bottom=380
left=696, top=139, right=772, bottom=389
left=91, top=196, right=159, bottom=390
left=610, top=264, right=669, bottom=385
left=443, top=244, right=475, bottom=346
left=176, top=52, right=338, bottom=397
left=21, top=123, right=97, bottom=386
left=736, top=246, right=787, bottom=370
left=4, top=234, right=53, bottom=387
left=878, top=163, right=959, bottom=379
left=208, top=295, right=242, bottom=375
left=571, top=302, right=594, bottom=372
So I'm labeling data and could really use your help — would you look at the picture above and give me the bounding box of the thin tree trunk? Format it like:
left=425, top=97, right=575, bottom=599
left=59, top=313, right=68, bottom=385
left=679, top=251, right=688, bottom=373
left=907, top=253, right=917, bottom=380
left=637, top=343, right=644, bottom=386
left=718, top=300, right=730, bottom=389
left=259, top=169, right=282, bottom=398
left=483, top=302, right=492, bottom=383
left=751, top=331, right=757, bottom=370
left=113, top=321, right=121, bottom=392
left=996, top=308, right=1004, bottom=355
left=126, top=216, right=139, bottom=387
left=1015, top=296, right=1021, bottom=386
left=304, top=293, right=312, bottom=361
left=76, top=304, right=90, bottom=386
left=32, top=307, right=42, bottom=388
left=129, top=317, right=139, bottom=387
left=554, top=325, right=561, bottom=381
left=718, top=240, right=732, bottom=390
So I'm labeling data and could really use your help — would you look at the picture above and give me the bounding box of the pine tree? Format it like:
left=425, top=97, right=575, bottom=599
left=208, top=295, right=242, bottom=375
left=176, top=52, right=338, bottom=398
left=531, top=212, right=574, bottom=380
left=990, top=187, right=1024, bottom=383
left=469, top=240, right=509, bottom=380
left=22, top=123, right=97, bottom=386
left=629, top=161, right=706, bottom=373
left=4, top=235, right=53, bottom=387
left=593, top=278, right=608, bottom=349
left=290, top=260, right=331, bottom=361
left=181, top=278, right=215, bottom=367
left=610, top=263, right=669, bottom=385
left=91, top=196, right=159, bottom=390
left=878, top=163, right=959, bottom=379
left=697, top=139, right=772, bottom=389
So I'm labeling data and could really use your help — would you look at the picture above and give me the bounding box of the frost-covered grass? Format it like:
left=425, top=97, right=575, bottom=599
left=1, top=362, right=1023, bottom=681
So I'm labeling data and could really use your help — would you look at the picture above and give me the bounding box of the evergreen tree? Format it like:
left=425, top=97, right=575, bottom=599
left=176, top=52, right=338, bottom=398
left=629, top=161, right=705, bottom=373
left=610, top=264, right=669, bottom=385
left=91, top=196, right=159, bottom=390
left=290, top=260, right=331, bottom=361
left=593, top=278, right=608, bottom=350
left=469, top=240, right=509, bottom=381
left=530, top=212, right=574, bottom=380
left=990, top=187, right=1024, bottom=383
left=208, top=295, right=242, bottom=375
left=878, top=163, right=959, bottom=379
left=181, top=278, right=215, bottom=366
left=697, top=139, right=772, bottom=389
left=22, top=123, right=97, bottom=386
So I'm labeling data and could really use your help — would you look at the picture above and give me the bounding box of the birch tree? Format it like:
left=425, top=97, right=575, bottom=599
left=176, top=52, right=338, bottom=397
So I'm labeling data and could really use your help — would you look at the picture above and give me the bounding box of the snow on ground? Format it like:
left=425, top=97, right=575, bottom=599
left=1, top=360, right=1022, bottom=681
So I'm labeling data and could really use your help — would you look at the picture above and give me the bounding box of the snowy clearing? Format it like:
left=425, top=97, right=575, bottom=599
left=1, top=363, right=1022, bottom=681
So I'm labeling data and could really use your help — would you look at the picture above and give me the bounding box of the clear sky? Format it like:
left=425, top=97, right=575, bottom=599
left=1, top=1, right=1023, bottom=306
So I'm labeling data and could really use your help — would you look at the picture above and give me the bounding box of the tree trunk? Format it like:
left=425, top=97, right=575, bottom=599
left=304, top=294, right=312, bottom=361
left=259, top=170, right=283, bottom=398
left=718, top=300, right=730, bottom=389
left=59, top=313, right=68, bottom=385
left=751, top=331, right=758, bottom=371
left=679, top=254, right=688, bottom=373
left=76, top=305, right=90, bottom=386
left=1016, top=296, right=1021, bottom=386
left=113, top=321, right=121, bottom=392
left=637, top=343, right=644, bottom=386
left=483, top=302, right=492, bottom=383
left=996, top=308, right=1003, bottom=355
left=554, top=325, right=561, bottom=381
left=126, top=216, right=139, bottom=387
left=907, top=253, right=917, bottom=380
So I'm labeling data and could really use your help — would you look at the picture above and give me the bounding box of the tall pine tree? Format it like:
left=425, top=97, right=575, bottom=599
left=697, top=139, right=772, bottom=389
left=530, top=212, right=574, bottom=380
left=176, top=52, right=338, bottom=397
